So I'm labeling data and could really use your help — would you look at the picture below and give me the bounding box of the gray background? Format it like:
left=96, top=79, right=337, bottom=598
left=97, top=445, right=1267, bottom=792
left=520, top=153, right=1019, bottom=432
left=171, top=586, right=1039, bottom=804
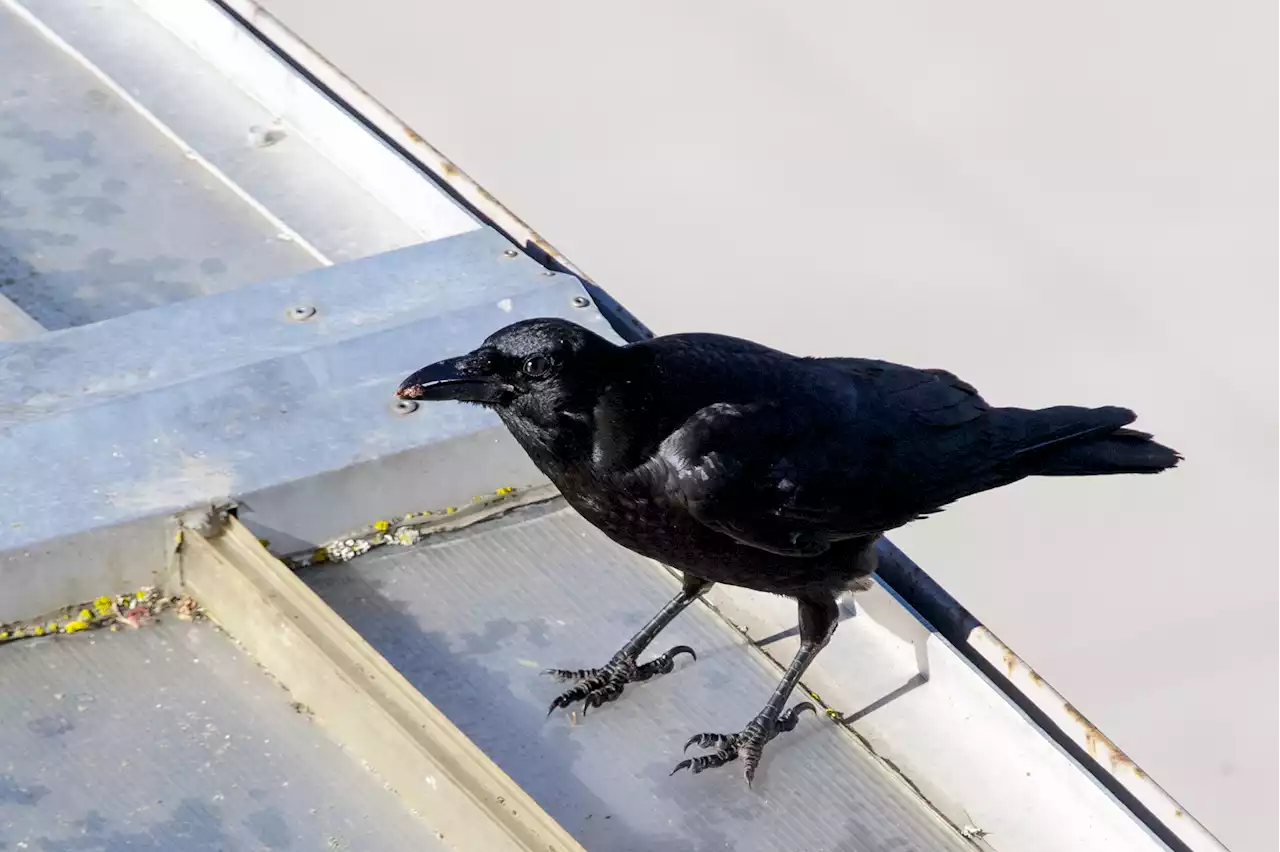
left=257, top=3, right=1275, bottom=850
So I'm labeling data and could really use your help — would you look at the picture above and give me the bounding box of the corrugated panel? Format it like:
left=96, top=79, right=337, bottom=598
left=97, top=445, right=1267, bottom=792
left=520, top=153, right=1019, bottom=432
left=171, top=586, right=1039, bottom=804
left=0, top=2, right=317, bottom=329
left=304, top=503, right=969, bottom=852
left=0, top=619, right=440, bottom=850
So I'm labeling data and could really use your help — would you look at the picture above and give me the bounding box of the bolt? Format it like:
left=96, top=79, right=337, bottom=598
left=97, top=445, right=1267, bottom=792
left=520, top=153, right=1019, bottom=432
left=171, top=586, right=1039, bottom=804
left=288, top=305, right=316, bottom=321
left=392, top=399, right=419, bottom=415
left=571, top=295, right=591, bottom=309
left=502, top=249, right=519, bottom=258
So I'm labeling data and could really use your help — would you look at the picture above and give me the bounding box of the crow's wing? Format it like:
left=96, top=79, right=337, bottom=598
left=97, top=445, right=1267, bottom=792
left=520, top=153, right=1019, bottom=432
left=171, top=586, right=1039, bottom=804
left=761, top=358, right=996, bottom=532
left=816, top=357, right=989, bottom=428
left=634, top=357, right=1105, bottom=555
left=636, top=400, right=839, bottom=556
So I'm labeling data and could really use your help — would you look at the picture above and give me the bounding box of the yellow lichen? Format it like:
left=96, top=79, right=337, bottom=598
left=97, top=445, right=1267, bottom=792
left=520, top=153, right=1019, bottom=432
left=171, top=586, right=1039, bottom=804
left=374, top=520, right=390, bottom=532
left=0, top=632, right=9, bottom=640
left=64, top=621, right=88, bottom=634
left=312, top=548, right=328, bottom=563
left=32, top=627, right=44, bottom=636
left=78, top=609, right=93, bottom=621
left=445, top=507, right=457, bottom=514
left=495, top=486, right=516, bottom=495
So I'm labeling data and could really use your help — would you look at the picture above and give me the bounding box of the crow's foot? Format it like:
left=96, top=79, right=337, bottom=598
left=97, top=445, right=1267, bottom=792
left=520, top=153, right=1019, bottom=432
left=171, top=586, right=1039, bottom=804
left=544, top=645, right=696, bottom=717
left=670, top=702, right=815, bottom=786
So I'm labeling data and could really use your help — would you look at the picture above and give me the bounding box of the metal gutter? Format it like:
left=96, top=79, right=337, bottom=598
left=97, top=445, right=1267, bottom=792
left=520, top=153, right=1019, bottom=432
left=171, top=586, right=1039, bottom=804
left=881, top=547, right=1228, bottom=852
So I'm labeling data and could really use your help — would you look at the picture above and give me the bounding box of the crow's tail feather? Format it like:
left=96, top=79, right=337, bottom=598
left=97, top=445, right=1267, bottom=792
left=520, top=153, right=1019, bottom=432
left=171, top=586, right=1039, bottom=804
left=1002, top=404, right=1181, bottom=476
left=1035, top=425, right=1182, bottom=476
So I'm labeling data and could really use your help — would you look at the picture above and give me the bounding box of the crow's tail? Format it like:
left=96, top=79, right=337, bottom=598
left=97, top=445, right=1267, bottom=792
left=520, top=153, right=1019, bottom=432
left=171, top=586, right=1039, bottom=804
left=1011, top=405, right=1182, bottom=476
left=1035, top=426, right=1182, bottom=475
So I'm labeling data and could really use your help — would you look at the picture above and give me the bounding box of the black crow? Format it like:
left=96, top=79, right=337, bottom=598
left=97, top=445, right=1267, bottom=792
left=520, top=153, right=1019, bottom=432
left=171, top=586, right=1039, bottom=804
left=397, top=317, right=1180, bottom=784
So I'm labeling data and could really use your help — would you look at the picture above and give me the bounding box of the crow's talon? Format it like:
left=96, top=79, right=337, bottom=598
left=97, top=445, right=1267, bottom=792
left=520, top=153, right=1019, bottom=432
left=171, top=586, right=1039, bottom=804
left=683, top=731, right=732, bottom=752
left=544, top=645, right=697, bottom=718
left=670, top=744, right=738, bottom=777
left=670, top=702, right=816, bottom=785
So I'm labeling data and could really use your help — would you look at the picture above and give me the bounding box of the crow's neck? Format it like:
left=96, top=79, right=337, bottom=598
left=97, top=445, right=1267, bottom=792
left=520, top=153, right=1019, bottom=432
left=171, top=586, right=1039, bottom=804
left=496, top=402, right=596, bottom=480
left=496, top=384, right=659, bottom=482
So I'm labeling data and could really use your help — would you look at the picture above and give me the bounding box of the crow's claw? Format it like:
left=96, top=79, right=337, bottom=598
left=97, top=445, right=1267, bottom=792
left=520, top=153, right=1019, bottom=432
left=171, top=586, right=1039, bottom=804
left=683, top=731, right=733, bottom=752
left=544, top=645, right=696, bottom=718
left=670, top=702, right=815, bottom=786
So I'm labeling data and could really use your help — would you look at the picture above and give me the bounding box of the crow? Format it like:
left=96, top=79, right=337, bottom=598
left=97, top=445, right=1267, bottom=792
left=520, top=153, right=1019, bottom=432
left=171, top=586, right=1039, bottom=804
left=397, top=317, right=1181, bottom=784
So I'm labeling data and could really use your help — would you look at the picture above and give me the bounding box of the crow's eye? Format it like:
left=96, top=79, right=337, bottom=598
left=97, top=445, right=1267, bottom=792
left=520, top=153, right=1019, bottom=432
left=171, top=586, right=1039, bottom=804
left=522, top=355, right=553, bottom=378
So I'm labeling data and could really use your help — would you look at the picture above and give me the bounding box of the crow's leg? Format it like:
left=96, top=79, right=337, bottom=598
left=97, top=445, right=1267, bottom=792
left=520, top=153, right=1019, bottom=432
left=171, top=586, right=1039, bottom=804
left=671, top=594, right=837, bottom=786
left=544, top=574, right=711, bottom=717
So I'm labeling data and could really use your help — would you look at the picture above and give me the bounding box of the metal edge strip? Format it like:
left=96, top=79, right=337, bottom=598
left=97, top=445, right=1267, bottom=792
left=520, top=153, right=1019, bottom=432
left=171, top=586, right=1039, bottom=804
left=208, top=0, right=580, bottom=274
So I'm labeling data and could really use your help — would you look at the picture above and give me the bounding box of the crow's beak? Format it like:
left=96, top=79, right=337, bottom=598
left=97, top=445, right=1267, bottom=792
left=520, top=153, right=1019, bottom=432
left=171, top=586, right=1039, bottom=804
left=396, top=355, right=505, bottom=404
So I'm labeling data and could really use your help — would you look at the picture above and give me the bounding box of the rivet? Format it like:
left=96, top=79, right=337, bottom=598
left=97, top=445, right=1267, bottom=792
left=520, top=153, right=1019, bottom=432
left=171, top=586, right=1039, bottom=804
left=288, top=305, right=316, bottom=321
left=570, top=296, right=591, bottom=309
left=502, top=249, right=519, bottom=258
left=392, top=399, right=419, bottom=415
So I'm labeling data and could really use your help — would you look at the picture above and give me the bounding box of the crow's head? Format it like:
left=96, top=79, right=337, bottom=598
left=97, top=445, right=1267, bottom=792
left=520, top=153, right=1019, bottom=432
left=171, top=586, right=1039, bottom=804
left=396, top=317, right=617, bottom=418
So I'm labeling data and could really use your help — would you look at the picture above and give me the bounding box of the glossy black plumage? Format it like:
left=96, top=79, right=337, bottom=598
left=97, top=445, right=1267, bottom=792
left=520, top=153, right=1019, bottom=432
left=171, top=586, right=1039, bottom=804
left=397, top=317, right=1181, bottom=784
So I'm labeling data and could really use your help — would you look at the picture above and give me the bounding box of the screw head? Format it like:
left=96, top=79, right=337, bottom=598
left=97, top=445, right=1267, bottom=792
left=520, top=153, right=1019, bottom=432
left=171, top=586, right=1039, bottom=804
left=502, top=249, right=519, bottom=258
left=392, top=399, right=419, bottom=415
left=570, top=295, right=591, bottom=309
left=288, top=305, right=316, bottom=321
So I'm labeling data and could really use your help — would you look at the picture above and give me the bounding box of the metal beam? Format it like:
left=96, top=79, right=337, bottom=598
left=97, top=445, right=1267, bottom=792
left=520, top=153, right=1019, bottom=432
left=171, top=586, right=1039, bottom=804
left=0, top=228, right=614, bottom=622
